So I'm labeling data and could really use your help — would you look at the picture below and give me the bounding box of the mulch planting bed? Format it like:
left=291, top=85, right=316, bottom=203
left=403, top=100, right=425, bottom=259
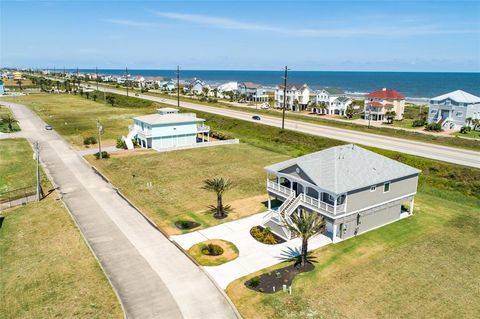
left=250, top=226, right=286, bottom=245
left=245, top=262, right=315, bottom=293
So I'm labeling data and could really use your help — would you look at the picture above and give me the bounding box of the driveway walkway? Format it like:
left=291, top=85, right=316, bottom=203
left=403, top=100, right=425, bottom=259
left=0, top=101, right=239, bottom=319
left=171, top=212, right=332, bottom=289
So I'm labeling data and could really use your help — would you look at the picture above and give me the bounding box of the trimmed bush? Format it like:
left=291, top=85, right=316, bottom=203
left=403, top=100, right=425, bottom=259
left=248, top=276, right=260, bottom=287
left=94, top=151, right=110, bottom=159
left=412, top=119, right=426, bottom=127
left=201, top=244, right=224, bottom=256
left=116, top=137, right=127, bottom=149
left=263, top=233, right=277, bottom=245
left=425, top=122, right=442, bottom=132
left=460, top=126, right=471, bottom=134
left=250, top=226, right=265, bottom=241
left=83, top=136, right=97, bottom=145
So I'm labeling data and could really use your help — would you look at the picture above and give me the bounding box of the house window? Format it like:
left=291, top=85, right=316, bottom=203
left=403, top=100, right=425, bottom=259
left=383, top=182, right=390, bottom=193
left=370, top=185, right=376, bottom=192
left=456, top=111, right=463, bottom=117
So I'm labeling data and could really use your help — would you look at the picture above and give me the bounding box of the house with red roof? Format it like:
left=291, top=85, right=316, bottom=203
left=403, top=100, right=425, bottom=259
left=364, top=88, right=405, bottom=121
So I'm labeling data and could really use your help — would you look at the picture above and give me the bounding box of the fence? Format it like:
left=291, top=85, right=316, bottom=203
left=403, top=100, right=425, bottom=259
left=0, top=185, right=39, bottom=209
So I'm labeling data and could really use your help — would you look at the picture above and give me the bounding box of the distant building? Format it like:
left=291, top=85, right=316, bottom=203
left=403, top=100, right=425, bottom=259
left=185, top=79, right=208, bottom=95
left=0, top=80, right=4, bottom=95
left=274, top=83, right=311, bottom=111
left=427, top=90, right=480, bottom=130
left=364, top=88, right=405, bottom=121
left=125, top=108, right=210, bottom=150
left=313, top=88, right=352, bottom=115
left=238, top=82, right=268, bottom=103
left=158, top=80, right=176, bottom=91
left=13, top=71, right=22, bottom=80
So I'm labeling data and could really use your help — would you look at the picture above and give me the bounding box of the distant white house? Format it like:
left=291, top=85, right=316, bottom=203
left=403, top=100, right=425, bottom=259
left=238, top=82, right=268, bottom=103
left=185, top=79, right=209, bottom=95
left=125, top=108, right=210, bottom=150
left=158, top=80, right=176, bottom=91
left=274, top=83, right=311, bottom=111
left=313, top=88, right=352, bottom=115
left=216, top=81, right=239, bottom=98
left=427, top=90, right=480, bottom=130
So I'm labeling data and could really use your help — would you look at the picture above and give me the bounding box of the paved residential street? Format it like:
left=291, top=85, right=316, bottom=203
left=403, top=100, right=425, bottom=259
left=1, top=101, right=239, bottom=319
left=98, top=87, right=480, bottom=168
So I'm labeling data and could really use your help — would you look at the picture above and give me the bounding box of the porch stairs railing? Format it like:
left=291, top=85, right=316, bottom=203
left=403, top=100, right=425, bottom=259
left=262, top=192, right=300, bottom=240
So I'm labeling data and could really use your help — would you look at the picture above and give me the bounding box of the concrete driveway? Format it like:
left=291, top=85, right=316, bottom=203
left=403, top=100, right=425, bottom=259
left=171, top=212, right=332, bottom=289
left=1, top=101, right=239, bottom=319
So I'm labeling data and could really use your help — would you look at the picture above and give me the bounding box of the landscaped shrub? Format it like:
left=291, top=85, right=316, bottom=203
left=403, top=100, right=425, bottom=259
left=94, top=151, right=110, bottom=159
left=425, top=122, right=442, bottom=132
left=83, top=136, right=97, bottom=145
left=210, top=131, right=235, bottom=140
left=199, top=96, right=208, bottom=102
left=460, top=126, right=471, bottom=134
left=174, top=220, right=201, bottom=230
left=248, top=276, right=260, bottom=287
left=263, top=233, right=277, bottom=245
left=250, top=226, right=265, bottom=242
left=412, top=119, right=426, bottom=127
left=208, top=97, right=218, bottom=103
left=201, top=244, right=224, bottom=256
left=116, top=137, right=127, bottom=149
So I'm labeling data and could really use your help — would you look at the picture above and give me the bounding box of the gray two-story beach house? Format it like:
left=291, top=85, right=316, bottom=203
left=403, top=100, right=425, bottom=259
left=262, top=144, right=420, bottom=242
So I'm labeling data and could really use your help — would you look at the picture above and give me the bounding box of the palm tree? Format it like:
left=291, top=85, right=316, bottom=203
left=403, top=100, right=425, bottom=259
left=385, top=111, right=396, bottom=124
left=293, top=99, right=299, bottom=112
left=345, top=105, right=355, bottom=119
left=319, top=102, right=327, bottom=114
left=465, top=117, right=473, bottom=128
left=1, top=114, right=18, bottom=132
left=16, top=79, right=23, bottom=90
left=202, top=177, right=234, bottom=219
left=106, top=95, right=115, bottom=107
left=212, top=88, right=218, bottom=98
left=285, top=209, right=325, bottom=268
left=202, top=86, right=210, bottom=97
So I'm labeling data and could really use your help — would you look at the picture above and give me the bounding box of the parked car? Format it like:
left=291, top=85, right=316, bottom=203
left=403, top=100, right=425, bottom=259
left=252, top=115, right=261, bottom=120
left=259, top=103, right=269, bottom=109
left=45, top=125, right=52, bottom=130
left=135, top=93, right=139, bottom=96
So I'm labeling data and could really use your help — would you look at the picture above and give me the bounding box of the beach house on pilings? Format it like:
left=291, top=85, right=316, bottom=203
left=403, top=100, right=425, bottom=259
left=262, top=144, right=420, bottom=242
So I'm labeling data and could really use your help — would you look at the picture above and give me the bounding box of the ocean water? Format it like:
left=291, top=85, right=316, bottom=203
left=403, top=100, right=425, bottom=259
left=75, top=69, right=480, bottom=99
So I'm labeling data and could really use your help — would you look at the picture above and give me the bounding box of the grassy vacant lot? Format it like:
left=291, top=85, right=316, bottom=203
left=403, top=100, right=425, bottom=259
left=0, top=139, right=49, bottom=200
left=0, top=138, right=122, bottom=318
left=0, top=195, right=123, bottom=318
left=2, top=93, right=164, bottom=148
left=86, top=144, right=289, bottom=234
left=0, top=106, right=20, bottom=132
left=227, top=191, right=479, bottom=318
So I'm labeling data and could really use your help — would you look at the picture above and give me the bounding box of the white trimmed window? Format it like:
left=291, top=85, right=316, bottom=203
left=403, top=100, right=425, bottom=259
left=370, top=185, right=376, bottom=192
left=383, top=182, right=391, bottom=193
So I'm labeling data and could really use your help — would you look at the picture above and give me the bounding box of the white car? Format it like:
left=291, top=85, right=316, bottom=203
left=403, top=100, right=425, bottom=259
left=259, top=103, right=269, bottom=109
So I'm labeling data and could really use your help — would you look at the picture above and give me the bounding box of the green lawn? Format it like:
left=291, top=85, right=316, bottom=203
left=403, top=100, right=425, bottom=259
left=0, top=138, right=122, bottom=318
left=2, top=93, right=165, bottom=148
left=86, top=144, right=289, bottom=235
left=454, top=129, right=480, bottom=139
left=0, top=139, right=49, bottom=200
left=0, top=106, right=21, bottom=133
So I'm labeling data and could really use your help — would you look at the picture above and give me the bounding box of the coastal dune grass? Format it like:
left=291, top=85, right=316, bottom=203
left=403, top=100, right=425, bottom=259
left=0, top=138, right=122, bottom=318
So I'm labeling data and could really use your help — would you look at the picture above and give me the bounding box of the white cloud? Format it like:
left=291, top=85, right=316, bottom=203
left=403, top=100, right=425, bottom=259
left=103, top=19, right=164, bottom=28
left=152, top=11, right=479, bottom=37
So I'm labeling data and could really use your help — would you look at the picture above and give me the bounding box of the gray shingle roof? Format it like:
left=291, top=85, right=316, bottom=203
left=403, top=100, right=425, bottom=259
left=322, top=87, right=345, bottom=95
left=265, top=144, right=420, bottom=194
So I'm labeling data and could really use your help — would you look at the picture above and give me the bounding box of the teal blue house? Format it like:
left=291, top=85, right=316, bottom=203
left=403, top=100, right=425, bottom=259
left=125, top=108, right=210, bottom=150
left=0, top=80, right=4, bottom=95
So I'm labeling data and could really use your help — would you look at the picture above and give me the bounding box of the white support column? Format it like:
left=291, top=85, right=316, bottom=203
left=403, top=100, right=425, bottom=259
left=268, top=196, right=271, bottom=210
left=332, top=222, right=337, bottom=241
left=333, top=195, right=338, bottom=214
left=410, top=198, right=415, bottom=215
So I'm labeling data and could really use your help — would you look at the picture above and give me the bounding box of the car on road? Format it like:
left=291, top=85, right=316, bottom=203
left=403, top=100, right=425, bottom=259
left=45, top=125, right=53, bottom=130
left=252, top=115, right=261, bottom=120
left=259, top=103, right=269, bottom=109
left=135, top=93, right=139, bottom=96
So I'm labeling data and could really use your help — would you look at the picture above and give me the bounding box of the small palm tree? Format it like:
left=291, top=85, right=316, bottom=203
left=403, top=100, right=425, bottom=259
left=202, top=86, right=210, bottom=97
left=1, top=114, right=18, bottom=132
left=285, top=210, right=325, bottom=268
left=345, top=105, right=355, bottom=119
left=202, top=177, right=234, bottom=219
left=16, top=79, right=23, bottom=90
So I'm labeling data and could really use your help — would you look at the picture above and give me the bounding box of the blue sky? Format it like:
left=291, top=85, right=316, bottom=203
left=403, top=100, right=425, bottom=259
left=1, top=0, right=479, bottom=71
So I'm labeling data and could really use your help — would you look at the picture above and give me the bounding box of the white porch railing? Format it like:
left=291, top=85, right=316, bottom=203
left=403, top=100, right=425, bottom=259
left=267, top=180, right=294, bottom=197
left=197, top=125, right=210, bottom=132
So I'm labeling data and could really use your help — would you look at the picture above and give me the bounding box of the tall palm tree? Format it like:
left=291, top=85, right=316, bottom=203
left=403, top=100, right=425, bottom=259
left=16, top=79, right=23, bottom=90
left=285, top=210, right=325, bottom=268
left=1, top=114, right=18, bottom=132
left=202, top=177, right=234, bottom=219
left=202, top=86, right=210, bottom=97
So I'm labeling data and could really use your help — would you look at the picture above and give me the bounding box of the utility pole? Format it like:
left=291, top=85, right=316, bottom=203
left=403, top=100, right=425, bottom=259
left=176, top=65, right=180, bottom=109
left=281, top=66, right=289, bottom=130
left=63, top=66, right=66, bottom=77
left=125, top=66, right=129, bottom=97
left=97, top=119, right=103, bottom=159
left=34, top=141, right=41, bottom=202
left=96, top=66, right=99, bottom=90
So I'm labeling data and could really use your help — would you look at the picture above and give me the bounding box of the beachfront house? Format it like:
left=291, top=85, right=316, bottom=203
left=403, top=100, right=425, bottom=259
left=159, top=80, right=176, bottom=91
left=427, top=90, right=480, bottom=130
left=313, top=88, right=352, bottom=115
left=364, top=88, right=405, bottom=121
left=185, top=79, right=208, bottom=95
left=217, top=81, right=239, bottom=99
left=262, top=144, right=420, bottom=242
left=125, top=108, right=210, bottom=150
left=274, top=83, right=311, bottom=111
left=0, top=80, right=4, bottom=95
left=238, top=82, right=268, bottom=103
